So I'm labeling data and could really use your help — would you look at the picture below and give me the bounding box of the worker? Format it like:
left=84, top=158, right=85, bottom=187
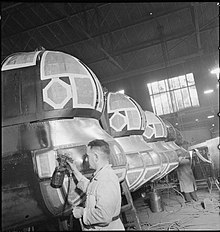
left=66, top=139, right=125, bottom=231
left=176, top=142, right=198, bottom=203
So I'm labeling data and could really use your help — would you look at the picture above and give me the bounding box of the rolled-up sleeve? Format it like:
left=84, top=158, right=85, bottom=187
left=83, top=180, right=118, bottom=226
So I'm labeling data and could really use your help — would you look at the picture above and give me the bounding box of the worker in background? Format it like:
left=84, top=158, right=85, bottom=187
left=176, top=141, right=198, bottom=203
left=67, top=139, right=125, bottom=231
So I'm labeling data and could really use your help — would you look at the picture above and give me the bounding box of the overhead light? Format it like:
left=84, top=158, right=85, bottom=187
left=149, top=12, right=153, bottom=15
left=118, top=89, right=125, bottom=94
left=175, top=123, right=178, bottom=125
left=212, top=124, right=215, bottom=127
left=210, top=67, right=219, bottom=80
left=204, top=89, right=214, bottom=94
left=207, top=115, right=214, bottom=119
left=195, top=119, right=199, bottom=122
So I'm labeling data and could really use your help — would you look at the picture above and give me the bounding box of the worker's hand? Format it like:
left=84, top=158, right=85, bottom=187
left=66, top=159, right=78, bottom=173
left=72, top=206, right=84, bottom=219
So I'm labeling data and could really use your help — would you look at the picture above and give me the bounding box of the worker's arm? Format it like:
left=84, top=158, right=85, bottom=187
left=66, top=160, right=90, bottom=192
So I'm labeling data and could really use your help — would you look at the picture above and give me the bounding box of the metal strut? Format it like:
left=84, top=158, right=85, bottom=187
left=120, top=179, right=142, bottom=230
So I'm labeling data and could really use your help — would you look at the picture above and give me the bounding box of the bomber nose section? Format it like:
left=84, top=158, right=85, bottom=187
left=100, top=92, right=163, bottom=191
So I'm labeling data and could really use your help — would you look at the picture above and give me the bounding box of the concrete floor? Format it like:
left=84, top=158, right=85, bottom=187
left=126, top=187, right=220, bottom=230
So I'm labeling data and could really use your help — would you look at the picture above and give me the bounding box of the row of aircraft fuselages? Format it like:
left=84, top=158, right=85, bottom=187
left=2, top=50, right=190, bottom=230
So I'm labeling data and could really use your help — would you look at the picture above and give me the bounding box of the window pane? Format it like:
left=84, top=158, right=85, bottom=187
left=181, top=87, right=191, bottom=108
left=165, top=79, right=169, bottom=91
left=189, top=86, right=200, bottom=106
left=160, top=92, right=170, bottom=114
left=158, top=80, right=166, bottom=93
left=147, top=83, right=152, bottom=95
left=169, top=77, right=180, bottom=90
left=186, top=73, right=195, bottom=86
left=151, top=82, right=159, bottom=94
left=174, top=89, right=184, bottom=110
left=167, top=92, right=174, bottom=113
left=179, top=75, right=187, bottom=87
left=150, top=96, right=156, bottom=114
left=168, top=78, right=174, bottom=90
left=170, top=91, right=178, bottom=112
left=154, top=94, right=163, bottom=115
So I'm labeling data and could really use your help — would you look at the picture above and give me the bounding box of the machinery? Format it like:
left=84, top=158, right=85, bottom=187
left=189, top=137, right=219, bottom=178
left=2, top=50, right=127, bottom=231
left=189, top=137, right=220, bottom=191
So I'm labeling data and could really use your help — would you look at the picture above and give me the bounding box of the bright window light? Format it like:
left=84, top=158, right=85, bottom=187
left=210, top=68, right=219, bottom=74
left=207, top=115, right=214, bottom=119
left=118, top=89, right=125, bottom=94
left=204, top=89, right=214, bottom=94
left=210, top=67, right=219, bottom=80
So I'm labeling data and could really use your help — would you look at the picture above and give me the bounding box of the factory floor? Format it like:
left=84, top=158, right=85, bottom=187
left=125, top=187, right=220, bottom=230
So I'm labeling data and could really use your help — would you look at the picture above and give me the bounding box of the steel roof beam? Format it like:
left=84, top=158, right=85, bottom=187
left=42, top=4, right=207, bottom=52
left=1, top=3, right=24, bottom=11
left=2, top=3, right=194, bottom=41
left=86, top=24, right=218, bottom=65
left=191, top=2, right=202, bottom=51
left=2, top=3, right=110, bottom=39
left=74, top=15, right=124, bottom=71
left=101, top=51, right=218, bottom=84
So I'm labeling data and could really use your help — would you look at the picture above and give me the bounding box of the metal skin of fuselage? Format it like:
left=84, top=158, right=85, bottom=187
left=2, top=117, right=127, bottom=230
left=101, top=92, right=162, bottom=191
left=2, top=50, right=128, bottom=231
left=115, top=135, right=162, bottom=192
left=145, top=141, right=179, bottom=181
left=143, top=111, right=180, bottom=182
left=102, top=92, right=180, bottom=192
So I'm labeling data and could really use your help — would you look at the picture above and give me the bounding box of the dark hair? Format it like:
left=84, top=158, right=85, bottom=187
left=88, top=139, right=110, bottom=155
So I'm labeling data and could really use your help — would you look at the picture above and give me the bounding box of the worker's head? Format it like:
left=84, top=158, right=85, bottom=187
left=87, top=139, right=110, bottom=170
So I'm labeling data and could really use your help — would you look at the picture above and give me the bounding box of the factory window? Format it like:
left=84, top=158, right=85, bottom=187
left=147, top=73, right=199, bottom=115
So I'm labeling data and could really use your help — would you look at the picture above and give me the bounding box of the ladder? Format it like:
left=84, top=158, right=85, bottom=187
left=120, top=179, right=142, bottom=230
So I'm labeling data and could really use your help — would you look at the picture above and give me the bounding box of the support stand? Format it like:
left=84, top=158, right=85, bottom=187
left=120, top=180, right=142, bottom=230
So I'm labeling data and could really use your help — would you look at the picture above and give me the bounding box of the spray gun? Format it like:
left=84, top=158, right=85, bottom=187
left=51, top=153, right=73, bottom=188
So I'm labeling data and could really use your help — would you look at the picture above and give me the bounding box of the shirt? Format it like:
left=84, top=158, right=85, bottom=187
left=76, top=164, right=125, bottom=231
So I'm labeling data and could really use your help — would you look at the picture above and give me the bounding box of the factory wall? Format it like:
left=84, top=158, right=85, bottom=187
left=181, top=128, right=212, bottom=146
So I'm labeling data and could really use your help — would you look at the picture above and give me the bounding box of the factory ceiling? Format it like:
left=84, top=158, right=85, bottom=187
left=2, top=2, right=219, bottom=81
left=1, top=2, right=219, bottom=133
